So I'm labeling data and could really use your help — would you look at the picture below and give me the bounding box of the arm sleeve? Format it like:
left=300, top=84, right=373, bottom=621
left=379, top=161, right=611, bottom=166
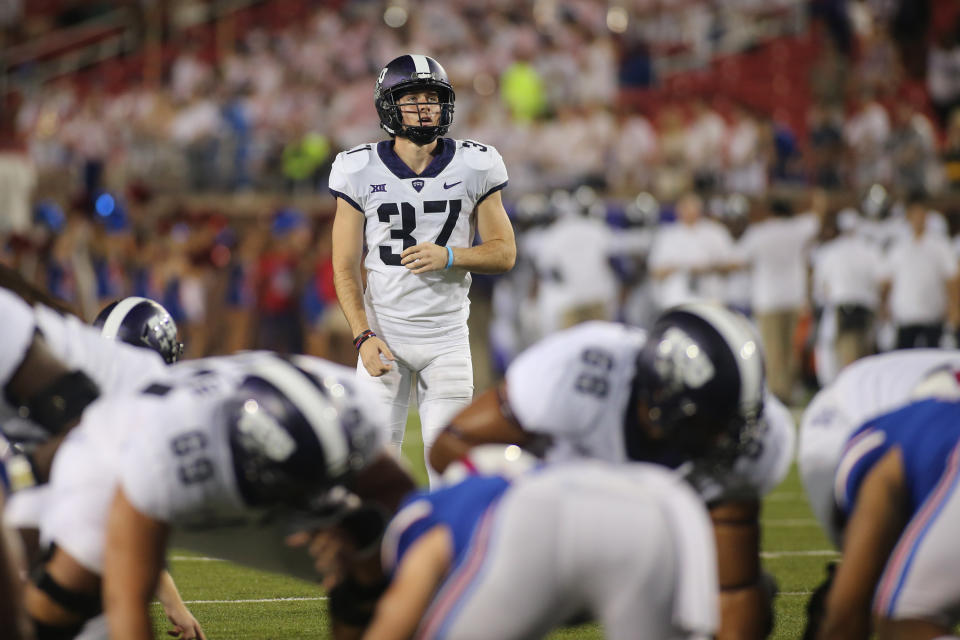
left=711, top=224, right=735, bottom=264
left=503, top=325, right=633, bottom=439
left=832, top=427, right=887, bottom=516
left=477, top=148, right=508, bottom=204
left=798, top=214, right=821, bottom=241
left=868, top=245, right=886, bottom=285
left=328, top=154, right=362, bottom=212
left=877, top=246, right=897, bottom=282
left=735, top=229, right=755, bottom=262
left=939, top=240, right=959, bottom=278
left=504, top=343, right=564, bottom=435
left=118, top=429, right=174, bottom=522
left=647, top=230, right=675, bottom=270
left=0, top=288, right=37, bottom=390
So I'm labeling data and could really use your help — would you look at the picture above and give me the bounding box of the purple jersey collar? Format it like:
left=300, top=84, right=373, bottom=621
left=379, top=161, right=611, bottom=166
left=377, top=137, right=455, bottom=180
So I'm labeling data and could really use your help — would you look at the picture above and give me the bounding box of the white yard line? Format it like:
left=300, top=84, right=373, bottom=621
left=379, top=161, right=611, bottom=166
left=761, top=518, right=819, bottom=526
left=153, top=596, right=326, bottom=605
left=763, top=492, right=806, bottom=502
left=170, top=555, right=224, bottom=562
left=761, top=549, right=839, bottom=559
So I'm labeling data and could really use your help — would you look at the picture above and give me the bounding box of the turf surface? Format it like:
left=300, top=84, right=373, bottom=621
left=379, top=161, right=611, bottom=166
left=151, top=414, right=828, bottom=639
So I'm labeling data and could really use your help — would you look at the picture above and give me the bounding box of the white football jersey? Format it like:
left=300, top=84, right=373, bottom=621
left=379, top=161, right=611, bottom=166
left=38, top=353, right=388, bottom=578
left=117, top=354, right=387, bottom=521
left=0, top=287, right=37, bottom=391
left=799, top=349, right=960, bottom=545
left=328, top=138, right=508, bottom=341
left=34, top=304, right=166, bottom=395
left=0, top=303, right=167, bottom=441
left=505, top=321, right=792, bottom=502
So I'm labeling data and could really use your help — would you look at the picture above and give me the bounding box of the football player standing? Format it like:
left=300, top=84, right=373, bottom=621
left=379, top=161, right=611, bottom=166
left=330, top=54, right=515, bottom=483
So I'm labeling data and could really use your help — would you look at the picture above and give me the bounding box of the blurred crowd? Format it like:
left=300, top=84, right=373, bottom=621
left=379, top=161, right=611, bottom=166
left=494, top=184, right=960, bottom=406
left=4, top=180, right=960, bottom=408
left=2, top=0, right=960, bottom=397
left=1, top=196, right=359, bottom=367
left=2, top=0, right=959, bottom=203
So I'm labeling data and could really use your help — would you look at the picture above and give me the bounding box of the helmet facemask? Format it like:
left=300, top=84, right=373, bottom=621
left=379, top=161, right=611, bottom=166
left=94, top=296, right=184, bottom=364
left=633, top=305, right=765, bottom=470
left=141, top=313, right=184, bottom=364
left=377, top=83, right=455, bottom=145
left=374, top=55, right=456, bottom=146
left=224, top=376, right=334, bottom=509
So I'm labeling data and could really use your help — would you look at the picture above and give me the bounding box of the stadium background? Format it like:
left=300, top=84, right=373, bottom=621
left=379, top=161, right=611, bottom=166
left=3, top=0, right=960, bottom=637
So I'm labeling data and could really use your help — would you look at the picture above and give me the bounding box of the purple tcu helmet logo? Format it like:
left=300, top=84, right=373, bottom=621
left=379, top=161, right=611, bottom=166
left=653, top=327, right=715, bottom=394
left=412, top=179, right=425, bottom=192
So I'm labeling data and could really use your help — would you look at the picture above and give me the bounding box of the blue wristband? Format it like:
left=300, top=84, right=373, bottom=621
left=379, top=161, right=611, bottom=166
left=445, top=245, right=454, bottom=269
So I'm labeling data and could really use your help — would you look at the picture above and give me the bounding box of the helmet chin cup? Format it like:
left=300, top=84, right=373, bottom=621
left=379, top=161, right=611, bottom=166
left=400, top=123, right=441, bottom=145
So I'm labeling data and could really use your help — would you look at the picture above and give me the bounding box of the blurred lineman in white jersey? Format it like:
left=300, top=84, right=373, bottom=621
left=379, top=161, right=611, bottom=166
left=0, top=286, right=199, bottom=639
left=0, top=291, right=201, bottom=640
left=30, top=352, right=413, bottom=640
left=330, top=54, right=515, bottom=483
left=431, top=303, right=794, bottom=639
left=798, top=348, right=960, bottom=547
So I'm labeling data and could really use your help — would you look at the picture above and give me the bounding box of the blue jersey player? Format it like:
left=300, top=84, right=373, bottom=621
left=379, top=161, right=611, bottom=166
left=819, top=399, right=960, bottom=640
left=364, top=454, right=718, bottom=640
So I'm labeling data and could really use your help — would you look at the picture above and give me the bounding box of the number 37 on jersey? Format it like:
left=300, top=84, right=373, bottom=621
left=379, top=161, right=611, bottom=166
left=327, top=138, right=508, bottom=267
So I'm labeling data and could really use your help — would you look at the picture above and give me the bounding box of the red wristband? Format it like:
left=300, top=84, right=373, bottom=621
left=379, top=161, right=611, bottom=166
left=353, top=329, right=376, bottom=351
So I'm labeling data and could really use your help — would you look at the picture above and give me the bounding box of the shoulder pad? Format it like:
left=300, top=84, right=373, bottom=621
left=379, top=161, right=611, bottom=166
left=338, top=144, right=374, bottom=174
left=458, top=139, right=500, bottom=171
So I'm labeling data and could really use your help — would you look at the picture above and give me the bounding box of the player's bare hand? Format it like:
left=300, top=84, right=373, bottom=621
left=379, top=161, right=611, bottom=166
left=286, top=529, right=353, bottom=591
left=163, top=603, right=206, bottom=640
left=401, top=242, right=448, bottom=274
left=359, top=337, right=394, bottom=377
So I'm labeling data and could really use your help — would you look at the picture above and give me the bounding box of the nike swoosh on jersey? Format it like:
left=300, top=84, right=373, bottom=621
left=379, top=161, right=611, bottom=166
left=443, top=181, right=462, bottom=189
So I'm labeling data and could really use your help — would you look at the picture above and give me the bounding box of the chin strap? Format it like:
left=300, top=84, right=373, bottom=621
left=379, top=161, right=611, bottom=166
left=398, top=127, right=440, bottom=145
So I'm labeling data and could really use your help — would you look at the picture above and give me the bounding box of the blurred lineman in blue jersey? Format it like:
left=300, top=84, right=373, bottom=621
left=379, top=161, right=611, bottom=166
left=799, top=349, right=960, bottom=548
left=815, top=399, right=960, bottom=639
left=329, top=54, right=515, bottom=483
left=364, top=448, right=717, bottom=640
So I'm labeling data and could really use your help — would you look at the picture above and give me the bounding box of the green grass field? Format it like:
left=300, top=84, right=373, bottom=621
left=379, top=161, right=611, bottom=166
left=151, top=414, right=831, bottom=639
